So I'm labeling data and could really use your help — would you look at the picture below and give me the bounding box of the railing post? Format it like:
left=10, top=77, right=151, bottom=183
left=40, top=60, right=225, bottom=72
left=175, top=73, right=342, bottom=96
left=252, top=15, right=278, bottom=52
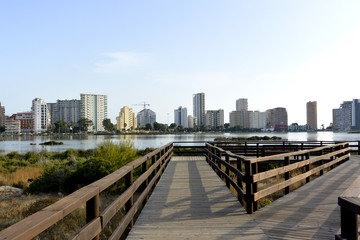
left=252, top=162, right=258, bottom=211
left=237, top=157, right=243, bottom=204
left=86, top=194, right=100, bottom=240
left=244, top=142, right=247, bottom=155
left=330, top=147, right=335, bottom=170
left=358, top=141, right=360, bottom=155
left=256, top=143, right=259, bottom=158
left=284, top=156, right=290, bottom=194
left=306, top=153, right=310, bottom=183
left=245, top=160, right=254, bottom=214
left=320, top=149, right=324, bottom=176
left=125, top=169, right=134, bottom=230
left=340, top=206, right=358, bottom=240
left=225, top=154, right=230, bottom=188
left=283, top=141, right=285, bottom=152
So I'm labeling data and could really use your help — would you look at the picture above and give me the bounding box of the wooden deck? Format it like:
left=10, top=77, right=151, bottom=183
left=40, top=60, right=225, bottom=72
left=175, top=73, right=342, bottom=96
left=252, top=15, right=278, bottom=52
left=253, top=155, right=360, bottom=239
left=127, top=156, right=268, bottom=240
left=127, top=155, right=360, bottom=240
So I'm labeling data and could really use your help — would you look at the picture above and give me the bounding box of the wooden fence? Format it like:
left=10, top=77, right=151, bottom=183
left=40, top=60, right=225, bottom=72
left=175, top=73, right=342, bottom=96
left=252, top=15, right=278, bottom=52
left=335, top=176, right=360, bottom=240
left=0, top=143, right=173, bottom=240
left=205, top=142, right=350, bottom=214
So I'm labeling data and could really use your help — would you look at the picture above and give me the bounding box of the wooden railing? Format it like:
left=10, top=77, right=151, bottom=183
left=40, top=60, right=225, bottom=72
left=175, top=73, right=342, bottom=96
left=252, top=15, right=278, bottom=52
left=210, top=140, right=359, bottom=156
left=0, top=143, right=173, bottom=240
left=205, top=142, right=350, bottom=214
left=335, top=176, right=360, bottom=240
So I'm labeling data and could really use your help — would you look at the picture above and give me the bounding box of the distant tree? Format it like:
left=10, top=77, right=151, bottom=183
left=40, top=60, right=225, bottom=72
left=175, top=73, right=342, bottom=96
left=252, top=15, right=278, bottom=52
left=145, top=123, right=152, bottom=130
left=102, top=118, right=114, bottom=132
left=224, top=123, right=230, bottom=129
left=176, top=125, right=184, bottom=132
left=54, top=120, right=68, bottom=133
left=0, top=126, right=5, bottom=133
left=169, top=123, right=177, bottom=130
left=77, top=118, right=94, bottom=132
left=153, top=122, right=168, bottom=132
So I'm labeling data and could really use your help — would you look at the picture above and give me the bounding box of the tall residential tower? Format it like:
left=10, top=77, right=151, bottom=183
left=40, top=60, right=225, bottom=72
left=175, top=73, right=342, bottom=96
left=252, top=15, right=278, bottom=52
left=80, top=94, right=108, bottom=132
left=306, top=101, right=318, bottom=130
left=193, top=93, right=205, bottom=127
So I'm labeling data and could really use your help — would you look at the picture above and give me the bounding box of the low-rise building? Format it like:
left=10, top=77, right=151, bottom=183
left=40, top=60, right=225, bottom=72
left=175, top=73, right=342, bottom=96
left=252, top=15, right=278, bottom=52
left=205, top=109, right=224, bottom=129
left=5, top=119, right=21, bottom=135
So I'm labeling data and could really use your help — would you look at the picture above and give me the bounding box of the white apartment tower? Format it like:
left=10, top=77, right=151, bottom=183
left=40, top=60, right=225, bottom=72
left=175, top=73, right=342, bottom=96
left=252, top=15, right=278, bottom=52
left=193, top=93, right=205, bottom=126
left=32, top=98, right=50, bottom=134
left=236, top=98, right=248, bottom=111
left=116, top=106, right=137, bottom=131
left=174, top=106, right=188, bottom=128
left=80, top=94, right=108, bottom=132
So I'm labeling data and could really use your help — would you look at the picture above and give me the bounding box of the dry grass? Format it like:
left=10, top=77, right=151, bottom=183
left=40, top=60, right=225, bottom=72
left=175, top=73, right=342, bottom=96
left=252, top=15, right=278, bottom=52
left=0, top=166, right=43, bottom=188
left=0, top=194, right=60, bottom=231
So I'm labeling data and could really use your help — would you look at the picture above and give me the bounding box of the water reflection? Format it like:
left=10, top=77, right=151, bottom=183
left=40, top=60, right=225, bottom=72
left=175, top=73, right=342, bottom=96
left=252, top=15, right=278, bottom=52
left=0, top=132, right=359, bottom=154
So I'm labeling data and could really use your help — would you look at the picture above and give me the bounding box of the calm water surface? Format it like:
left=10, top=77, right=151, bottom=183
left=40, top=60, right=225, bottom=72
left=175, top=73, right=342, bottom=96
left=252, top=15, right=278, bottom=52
left=0, top=132, right=359, bottom=154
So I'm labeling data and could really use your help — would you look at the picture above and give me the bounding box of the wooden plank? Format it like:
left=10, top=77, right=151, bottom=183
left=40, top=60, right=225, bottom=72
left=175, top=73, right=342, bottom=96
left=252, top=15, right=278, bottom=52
left=253, top=155, right=360, bottom=240
left=70, top=218, right=102, bottom=240
left=127, top=156, right=268, bottom=240
left=253, top=148, right=349, bottom=183
left=254, top=154, right=348, bottom=201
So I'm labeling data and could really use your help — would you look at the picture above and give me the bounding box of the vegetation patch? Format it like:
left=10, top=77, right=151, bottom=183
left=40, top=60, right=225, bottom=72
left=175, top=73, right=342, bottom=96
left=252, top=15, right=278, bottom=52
left=39, top=141, right=64, bottom=146
left=215, top=136, right=282, bottom=141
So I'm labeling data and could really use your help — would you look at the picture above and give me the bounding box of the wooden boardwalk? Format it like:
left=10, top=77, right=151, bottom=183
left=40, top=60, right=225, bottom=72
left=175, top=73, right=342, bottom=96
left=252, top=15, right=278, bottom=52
left=253, top=155, right=360, bottom=239
left=127, top=156, right=268, bottom=240
left=127, top=155, right=360, bottom=240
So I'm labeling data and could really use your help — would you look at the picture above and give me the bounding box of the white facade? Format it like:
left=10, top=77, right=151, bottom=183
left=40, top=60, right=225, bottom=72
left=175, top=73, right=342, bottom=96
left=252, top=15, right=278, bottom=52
left=174, top=106, right=188, bottom=128
left=193, top=93, right=205, bottom=126
left=249, top=111, right=266, bottom=129
left=187, top=115, right=197, bottom=129
left=236, top=98, right=248, bottom=111
left=32, top=98, right=50, bottom=134
left=80, top=94, right=108, bottom=132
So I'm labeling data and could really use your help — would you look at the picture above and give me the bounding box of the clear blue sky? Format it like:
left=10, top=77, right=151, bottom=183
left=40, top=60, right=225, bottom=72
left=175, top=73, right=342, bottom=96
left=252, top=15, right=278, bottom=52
left=1, top=1, right=360, bottom=126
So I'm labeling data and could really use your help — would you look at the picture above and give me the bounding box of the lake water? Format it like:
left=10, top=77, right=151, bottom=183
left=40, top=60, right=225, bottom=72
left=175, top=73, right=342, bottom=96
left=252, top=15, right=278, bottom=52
left=0, top=132, right=359, bottom=154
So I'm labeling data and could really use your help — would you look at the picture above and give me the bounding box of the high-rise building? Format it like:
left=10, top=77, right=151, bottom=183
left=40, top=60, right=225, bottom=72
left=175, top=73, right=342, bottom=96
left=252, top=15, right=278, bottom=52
left=352, top=99, right=360, bottom=130
left=333, top=101, right=353, bottom=131
left=80, top=94, right=108, bottom=132
left=187, top=115, right=197, bottom=129
left=0, top=101, right=5, bottom=127
left=174, top=106, right=188, bottom=128
left=116, top=106, right=137, bottom=131
left=205, top=109, right=224, bottom=129
left=49, top=100, right=81, bottom=125
left=249, top=111, right=266, bottom=129
left=32, top=98, right=50, bottom=134
left=236, top=98, right=248, bottom=111
left=306, top=101, right=318, bottom=130
left=266, top=107, right=288, bottom=131
left=137, top=109, right=156, bottom=127
left=229, top=111, right=249, bottom=128
left=193, top=93, right=205, bottom=126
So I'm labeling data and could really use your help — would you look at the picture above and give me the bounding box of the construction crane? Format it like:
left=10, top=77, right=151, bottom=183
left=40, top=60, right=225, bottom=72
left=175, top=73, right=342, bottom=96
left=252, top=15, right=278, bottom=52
left=132, top=102, right=150, bottom=110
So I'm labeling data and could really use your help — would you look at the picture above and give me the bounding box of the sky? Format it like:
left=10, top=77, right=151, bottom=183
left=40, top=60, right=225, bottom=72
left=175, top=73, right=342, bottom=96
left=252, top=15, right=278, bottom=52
left=1, top=1, right=360, bottom=127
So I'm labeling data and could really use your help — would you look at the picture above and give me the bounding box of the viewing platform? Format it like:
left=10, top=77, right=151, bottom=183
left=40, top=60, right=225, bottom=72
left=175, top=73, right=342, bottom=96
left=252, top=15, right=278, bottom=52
left=1, top=141, right=360, bottom=240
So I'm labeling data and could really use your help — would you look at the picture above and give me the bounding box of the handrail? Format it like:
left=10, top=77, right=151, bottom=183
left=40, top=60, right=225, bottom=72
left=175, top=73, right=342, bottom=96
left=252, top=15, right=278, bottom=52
left=335, top=176, right=360, bottom=240
left=0, top=143, right=174, bottom=240
left=205, top=142, right=350, bottom=214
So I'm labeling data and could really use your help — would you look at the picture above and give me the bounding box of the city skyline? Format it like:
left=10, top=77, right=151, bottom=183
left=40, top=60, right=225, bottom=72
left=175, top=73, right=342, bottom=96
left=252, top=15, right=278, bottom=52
left=1, top=1, right=360, bottom=126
